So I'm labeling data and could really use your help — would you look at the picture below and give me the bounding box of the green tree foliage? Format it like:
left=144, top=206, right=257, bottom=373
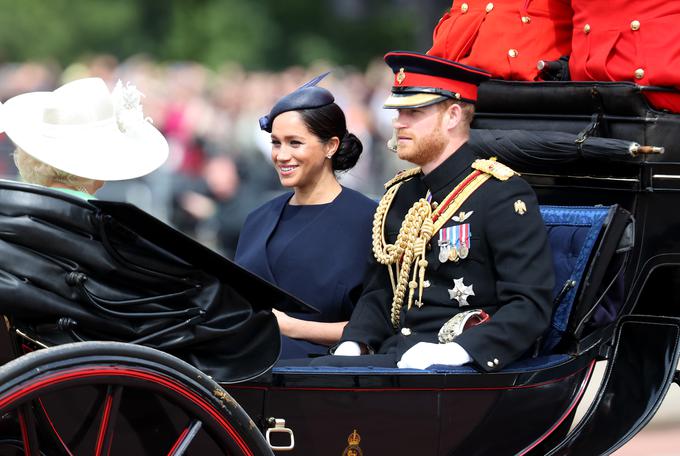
left=0, top=0, right=139, bottom=63
left=0, top=0, right=435, bottom=69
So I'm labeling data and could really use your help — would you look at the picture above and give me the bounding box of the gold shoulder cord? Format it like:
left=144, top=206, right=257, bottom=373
left=373, top=166, right=497, bottom=329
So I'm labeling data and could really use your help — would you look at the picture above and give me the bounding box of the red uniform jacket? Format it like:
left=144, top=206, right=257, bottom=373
left=569, top=0, right=680, bottom=113
left=428, top=0, right=572, bottom=81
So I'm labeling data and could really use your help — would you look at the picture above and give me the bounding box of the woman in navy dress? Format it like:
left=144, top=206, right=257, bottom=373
left=235, top=75, right=377, bottom=359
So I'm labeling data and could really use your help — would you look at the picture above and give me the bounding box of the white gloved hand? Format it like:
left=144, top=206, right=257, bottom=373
left=334, top=341, right=362, bottom=356
left=397, top=342, right=472, bottom=369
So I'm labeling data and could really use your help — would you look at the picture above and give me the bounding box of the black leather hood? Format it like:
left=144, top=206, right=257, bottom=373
left=0, top=180, right=313, bottom=383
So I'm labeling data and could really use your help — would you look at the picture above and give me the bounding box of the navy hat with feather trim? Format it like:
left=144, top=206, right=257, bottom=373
left=259, top=72, right=334, bottom=132
left=383, top=51, right=491, bottom=109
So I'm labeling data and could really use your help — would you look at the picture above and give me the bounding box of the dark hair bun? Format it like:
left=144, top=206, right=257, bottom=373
left=332, top=133, right=363, bottom=171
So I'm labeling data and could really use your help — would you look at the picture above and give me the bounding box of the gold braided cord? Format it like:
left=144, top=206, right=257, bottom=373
left=432, top=173, right=491, bottom=233
left=372, top=170, right=493, bottom=329
left=383, top=167, right=422, bottom=190
left=372, top=179, right=432, bottom=327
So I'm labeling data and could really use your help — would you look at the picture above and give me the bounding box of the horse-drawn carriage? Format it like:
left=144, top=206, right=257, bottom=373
left=0, top=79, right=679, bottom=455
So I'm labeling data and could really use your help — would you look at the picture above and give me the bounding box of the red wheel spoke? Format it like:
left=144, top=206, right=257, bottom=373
left=18, top=405, right=40, bottom=456
left=167, top=420, right=203, bottom=456
left=37, top=398, right=74, bottom=456
left=95, top=385, right=124, bottom=456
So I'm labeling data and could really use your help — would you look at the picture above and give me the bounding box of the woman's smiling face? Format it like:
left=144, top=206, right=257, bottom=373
left=270, top=110, right=333, bottom=191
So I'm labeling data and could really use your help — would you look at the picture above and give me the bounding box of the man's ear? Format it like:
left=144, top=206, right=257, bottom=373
left=443, top=102, right=463, bottom=131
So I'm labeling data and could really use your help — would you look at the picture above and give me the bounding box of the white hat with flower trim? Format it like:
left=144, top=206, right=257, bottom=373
left=1, top=77, right=168, bottom=181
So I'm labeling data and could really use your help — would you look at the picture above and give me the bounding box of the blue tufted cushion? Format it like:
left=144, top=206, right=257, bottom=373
left=539, top=206, right=610, bottom=353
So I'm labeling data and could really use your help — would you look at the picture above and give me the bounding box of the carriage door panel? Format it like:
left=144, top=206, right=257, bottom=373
left=263, top=386, right=439, bottom=455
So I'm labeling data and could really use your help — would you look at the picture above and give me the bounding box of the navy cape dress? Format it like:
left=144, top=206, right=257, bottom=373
left=235, top=186, right=377, bottom=359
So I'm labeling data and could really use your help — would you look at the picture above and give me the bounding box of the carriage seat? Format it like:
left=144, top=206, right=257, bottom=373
left=272, top=204, right=632, bottom=375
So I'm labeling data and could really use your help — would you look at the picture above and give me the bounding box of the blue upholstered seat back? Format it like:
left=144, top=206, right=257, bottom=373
left=539, top=206, right=610, bottom=353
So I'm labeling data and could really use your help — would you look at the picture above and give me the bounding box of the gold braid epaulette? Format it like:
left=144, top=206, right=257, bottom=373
left=471, top=157, right=518, bottom=181
left=383, top=167, right=422, bottom=190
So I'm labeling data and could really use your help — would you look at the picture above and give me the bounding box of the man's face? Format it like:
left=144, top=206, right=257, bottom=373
left=392, top=103, right=448, bottom=166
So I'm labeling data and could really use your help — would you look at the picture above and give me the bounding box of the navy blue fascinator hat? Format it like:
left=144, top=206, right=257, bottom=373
left=259, top=72, right=334, bottom=132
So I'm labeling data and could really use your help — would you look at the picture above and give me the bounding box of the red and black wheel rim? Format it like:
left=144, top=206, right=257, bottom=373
left=0, top=342, right=272, bottom=456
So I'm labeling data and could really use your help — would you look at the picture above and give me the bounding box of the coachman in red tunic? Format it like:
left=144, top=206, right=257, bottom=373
left=428, top=0, right=573, bottom=81
left=569, top=0, right=680, bottom=113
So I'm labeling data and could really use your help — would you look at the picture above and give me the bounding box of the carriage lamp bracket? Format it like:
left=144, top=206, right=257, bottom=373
left=266, top=417, right=295, bottom=451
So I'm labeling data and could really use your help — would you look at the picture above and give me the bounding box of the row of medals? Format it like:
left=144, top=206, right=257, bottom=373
left=438, top=242, right=468, bottom=263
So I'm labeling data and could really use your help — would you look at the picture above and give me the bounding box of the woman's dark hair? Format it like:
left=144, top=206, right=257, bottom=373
left=298, top=103, right=363, bottom=171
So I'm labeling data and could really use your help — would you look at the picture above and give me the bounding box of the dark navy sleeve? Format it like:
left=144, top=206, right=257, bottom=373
left=340, top=256, right=396, bottom=352
left=234, top=212, right=254, bottom=264
left=454, top=177, right=555, bottom=371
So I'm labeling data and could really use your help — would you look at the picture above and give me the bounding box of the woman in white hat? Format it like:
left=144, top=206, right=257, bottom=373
left=2, top=77, right=168, bottom=198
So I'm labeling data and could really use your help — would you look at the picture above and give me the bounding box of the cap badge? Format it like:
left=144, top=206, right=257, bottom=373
left=514, top=200, right=527, bottom=215
left=397, top=67, right=406, bottom=85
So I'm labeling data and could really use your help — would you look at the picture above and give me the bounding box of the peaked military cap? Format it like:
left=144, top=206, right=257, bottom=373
left=259, top=72, right=334, bottom=132
left=383, top=51, right=491, bottom=108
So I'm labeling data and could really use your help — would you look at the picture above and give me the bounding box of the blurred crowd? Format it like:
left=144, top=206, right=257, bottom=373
left=0, top=55, right=405, bottom=257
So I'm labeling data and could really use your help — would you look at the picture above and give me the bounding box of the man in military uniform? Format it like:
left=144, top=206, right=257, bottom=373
left=329, top=51, right=555, bottom=372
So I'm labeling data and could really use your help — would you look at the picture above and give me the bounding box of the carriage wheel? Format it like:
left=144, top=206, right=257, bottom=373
left=0, top=341, right=273, bottom=456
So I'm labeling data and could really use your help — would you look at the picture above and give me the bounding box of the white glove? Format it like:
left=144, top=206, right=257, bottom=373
left=397, top=342, right=472, bottom=369
left=333, top=341, right=362, bottom=356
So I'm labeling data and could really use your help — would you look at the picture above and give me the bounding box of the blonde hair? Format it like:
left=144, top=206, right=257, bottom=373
left=13, top=147, right=97, bottom=192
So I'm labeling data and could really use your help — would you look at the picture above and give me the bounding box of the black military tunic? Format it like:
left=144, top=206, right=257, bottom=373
left=341, top=142, right=555, bottom=372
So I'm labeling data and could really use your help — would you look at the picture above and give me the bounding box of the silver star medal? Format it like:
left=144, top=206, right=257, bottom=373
left=448, top=277, right=475, bottom=306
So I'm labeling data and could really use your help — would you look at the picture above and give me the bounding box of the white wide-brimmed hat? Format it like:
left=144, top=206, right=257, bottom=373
left=2, top=77, right=169, bottom=181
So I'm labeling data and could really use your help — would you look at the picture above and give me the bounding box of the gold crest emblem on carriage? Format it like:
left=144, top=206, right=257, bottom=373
left=342, top=429, right=364, bottom=456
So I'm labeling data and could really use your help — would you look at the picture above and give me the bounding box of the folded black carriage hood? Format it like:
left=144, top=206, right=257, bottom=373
left=0, top=180, right=316, bottom=383
left=90, top=199, right=316, bottom=315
